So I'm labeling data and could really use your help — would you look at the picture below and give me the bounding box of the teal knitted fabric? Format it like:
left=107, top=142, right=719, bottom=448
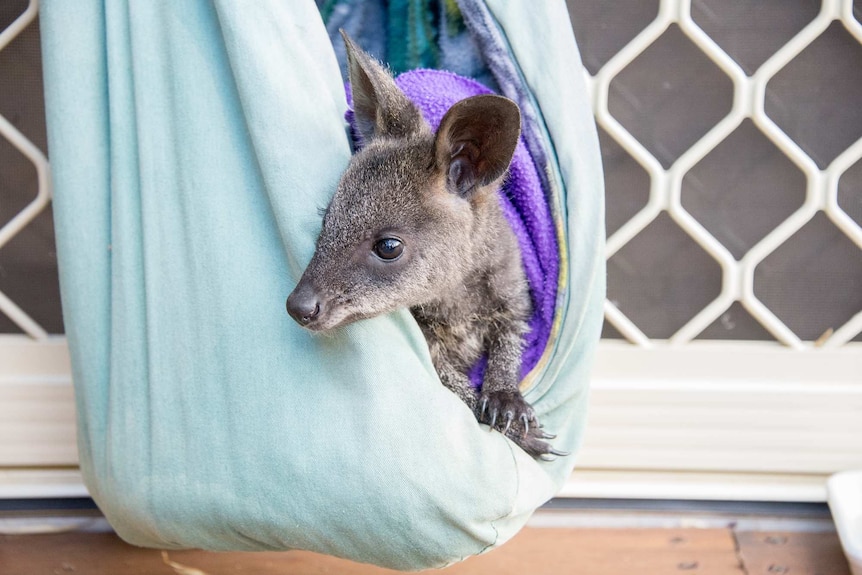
left=40, top=0, right=603, bottom=569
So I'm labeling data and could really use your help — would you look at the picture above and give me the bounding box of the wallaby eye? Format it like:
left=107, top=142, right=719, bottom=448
left=373, top=238, right=404, bottom=261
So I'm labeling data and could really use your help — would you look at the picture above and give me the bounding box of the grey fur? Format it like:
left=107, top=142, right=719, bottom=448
left=286, top=32, right=559, bottom=457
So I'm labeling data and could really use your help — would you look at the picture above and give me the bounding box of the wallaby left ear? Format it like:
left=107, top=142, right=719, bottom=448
left=341, top=29, right=426, bottom=143
left=434, top=95, right=521, bottom=198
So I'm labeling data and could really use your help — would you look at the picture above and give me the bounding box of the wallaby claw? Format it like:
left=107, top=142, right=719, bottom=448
left=479, top=397, right=488, bottom=420
left=520, top=413, right=530, bottom=436
left=540, top=431, right=556, bottom=440
left=511, top=430, right=569, bottom=461
left=503, top=411, right=514, bottom=434
left=489, top=408, right=498, bottom=430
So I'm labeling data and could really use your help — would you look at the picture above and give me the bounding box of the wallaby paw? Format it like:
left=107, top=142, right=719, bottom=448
left=476, top=389, right=568, bottom=460
left=477, top=389, right=537, bottom=436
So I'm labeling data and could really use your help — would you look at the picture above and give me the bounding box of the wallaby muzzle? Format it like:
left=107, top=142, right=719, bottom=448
left=286, top=280, right=324, bottom=329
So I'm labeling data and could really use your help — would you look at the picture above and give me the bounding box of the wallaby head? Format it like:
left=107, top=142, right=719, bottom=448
left=286, top=32, right=522, bottom=332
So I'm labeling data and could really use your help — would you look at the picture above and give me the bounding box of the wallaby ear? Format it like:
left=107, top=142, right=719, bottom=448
left=434, top=95, right=521, bottom=198
left=340, top=30, right=426, bottom=143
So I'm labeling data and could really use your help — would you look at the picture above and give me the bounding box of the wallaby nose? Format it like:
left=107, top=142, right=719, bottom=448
left=286, top=287, right=322, bottom=326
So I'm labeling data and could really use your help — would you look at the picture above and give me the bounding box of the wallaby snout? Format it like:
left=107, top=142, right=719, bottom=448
left=286, top=281, right=323, bottom=328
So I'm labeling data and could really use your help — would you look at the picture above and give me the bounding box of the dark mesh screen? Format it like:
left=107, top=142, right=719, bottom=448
left=0, top=4, right=63, bottom=334
left=569, top=0, right=862, bottom=343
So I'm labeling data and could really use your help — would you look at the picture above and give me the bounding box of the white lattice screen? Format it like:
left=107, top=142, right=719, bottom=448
left=569, top=0, right=862, bottom=349
left=2, top=1, right=860, bottom=345
left=0, top=0, right=53, bottom=340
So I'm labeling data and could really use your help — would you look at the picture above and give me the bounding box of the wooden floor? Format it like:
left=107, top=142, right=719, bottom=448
left=0, top=525, right=851, bottom=575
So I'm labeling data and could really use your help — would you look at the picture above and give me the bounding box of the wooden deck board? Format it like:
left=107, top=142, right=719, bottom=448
left=734, top=531, right=851, bottom=575
left=0, top=527, right=850, bottom=575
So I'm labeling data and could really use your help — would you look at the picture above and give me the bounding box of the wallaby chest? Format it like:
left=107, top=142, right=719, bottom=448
left=411, top=232, right=531, bottom=374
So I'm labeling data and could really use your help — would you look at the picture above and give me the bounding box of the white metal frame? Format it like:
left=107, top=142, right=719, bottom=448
left=592, top=0, right=862, bottom=348
left=0, top=0, right=860, bottom=502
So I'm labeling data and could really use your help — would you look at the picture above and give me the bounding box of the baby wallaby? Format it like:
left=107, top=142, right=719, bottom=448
left=286, top=32, right=563, bottom=458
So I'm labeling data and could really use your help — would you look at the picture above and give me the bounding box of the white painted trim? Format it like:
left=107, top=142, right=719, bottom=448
left=592, top=340, right=862, bottom=384
left=529, top=508, right=837, bottom=532
left=0, top=335, right=71, bottom=375
left=0, top=469, right=87, bottom=499
left=561, top=470, right=829, bottom=502
left=0, top=336, right=76, bottom=467
left=575, top=342, right=862, bottom=485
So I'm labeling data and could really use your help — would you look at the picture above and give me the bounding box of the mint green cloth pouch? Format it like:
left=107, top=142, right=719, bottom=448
left=40, top=0, right=604, bottom=569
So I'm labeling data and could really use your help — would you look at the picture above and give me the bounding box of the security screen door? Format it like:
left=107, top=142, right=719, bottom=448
left=1, top=0, right=860, bottom=500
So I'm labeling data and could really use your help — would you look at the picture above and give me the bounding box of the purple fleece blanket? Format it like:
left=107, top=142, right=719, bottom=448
left=348, top=69, right=559, bottom=387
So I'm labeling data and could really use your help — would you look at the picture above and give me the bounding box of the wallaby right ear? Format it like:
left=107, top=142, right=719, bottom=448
left=340, top=30, right=426, bottom=143
left=434, top=95, right=521, bottom=198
